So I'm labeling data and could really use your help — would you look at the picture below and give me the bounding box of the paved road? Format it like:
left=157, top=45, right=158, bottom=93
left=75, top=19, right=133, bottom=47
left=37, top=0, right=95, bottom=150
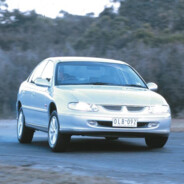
left=0, top=120, right=184, bottom=184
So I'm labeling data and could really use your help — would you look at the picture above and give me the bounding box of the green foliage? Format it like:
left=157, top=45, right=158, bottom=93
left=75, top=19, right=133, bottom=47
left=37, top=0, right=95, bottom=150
left=0, top=0, right=184, bottom=117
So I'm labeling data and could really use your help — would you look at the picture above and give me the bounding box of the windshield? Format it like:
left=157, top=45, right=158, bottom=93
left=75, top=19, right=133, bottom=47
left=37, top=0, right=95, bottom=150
left=55, top=61, right=147, bottom=88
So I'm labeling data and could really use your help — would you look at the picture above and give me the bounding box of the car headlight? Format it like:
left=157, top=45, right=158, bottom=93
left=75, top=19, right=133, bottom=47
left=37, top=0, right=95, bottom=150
left=68, top=102, right=99, bottom=112
left=148, top=105, right=170, bottom=114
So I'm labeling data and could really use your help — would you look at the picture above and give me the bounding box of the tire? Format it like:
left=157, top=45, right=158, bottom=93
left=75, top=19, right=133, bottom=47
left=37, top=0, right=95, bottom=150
left=145, top=136, right=168, bottom=148
left=17, top=108, right=34, bottom=143
left=105, top=137, right=119, bottom=141
left=48, top=111, right=71, bottom=152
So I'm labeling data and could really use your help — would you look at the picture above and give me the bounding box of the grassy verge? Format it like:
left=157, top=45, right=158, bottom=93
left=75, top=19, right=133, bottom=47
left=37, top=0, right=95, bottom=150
left=0, top=164, right=118, bottom=184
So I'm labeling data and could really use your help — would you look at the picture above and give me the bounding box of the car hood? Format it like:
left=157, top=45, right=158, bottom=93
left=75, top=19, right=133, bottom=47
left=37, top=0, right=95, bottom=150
left=55, top=85, right=167, bottom=106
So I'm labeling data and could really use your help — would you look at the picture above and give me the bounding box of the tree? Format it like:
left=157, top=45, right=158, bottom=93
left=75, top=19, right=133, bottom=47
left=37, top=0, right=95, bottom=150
left=0, top=0, right=184, bottom=117
left=0, top=0, right=8, bottom=23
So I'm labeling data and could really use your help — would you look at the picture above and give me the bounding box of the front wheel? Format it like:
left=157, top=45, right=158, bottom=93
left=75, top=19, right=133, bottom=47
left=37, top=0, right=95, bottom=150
left=145, top=136, right=168, bottom=148
left=17, top=108, right=34, bottom=143
left=48, top=111, right=71, bottom=152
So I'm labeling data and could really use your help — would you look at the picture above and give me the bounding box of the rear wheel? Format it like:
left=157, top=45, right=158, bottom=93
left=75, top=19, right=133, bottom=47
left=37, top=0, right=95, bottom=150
left=145, top=136, right=168, bottom=148
left=48, top=111, right=71, bottom=152
left=17, top=108, right=34, bottom=143
left=105, top=137, right=119, bottom=141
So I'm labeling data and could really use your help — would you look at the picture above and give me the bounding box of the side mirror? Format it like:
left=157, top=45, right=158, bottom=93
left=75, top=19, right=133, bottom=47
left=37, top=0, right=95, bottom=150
left=34, top=78, right=50, bottom=87
left=147, top=82, right=158, bottom=91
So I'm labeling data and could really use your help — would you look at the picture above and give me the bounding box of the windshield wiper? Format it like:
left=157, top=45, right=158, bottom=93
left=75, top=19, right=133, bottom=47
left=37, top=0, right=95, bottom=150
left=58, top=83, right=146, bottom=88
left=79, top=82, right=115, bottom=85
left=123, top=84, right=146, bottom=88
left=90, top=82, right=113, bottom=85
left=58, top=82, right=114, bottom=85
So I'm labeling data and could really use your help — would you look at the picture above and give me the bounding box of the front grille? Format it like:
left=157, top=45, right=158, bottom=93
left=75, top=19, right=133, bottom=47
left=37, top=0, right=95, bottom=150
left=137, top=122, right=147, bottom=128
left=102, top=105, right=122, bottom=111
left=102, top=105, right=145, bottom=112
left=97, top=121, right=148, bottom=128
left=126, top=106, right=145, bottom=112
left=97, top=121, right=112, bottom=127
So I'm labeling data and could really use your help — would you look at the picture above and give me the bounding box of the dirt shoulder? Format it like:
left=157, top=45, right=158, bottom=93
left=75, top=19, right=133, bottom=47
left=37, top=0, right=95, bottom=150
left=0, top=164, right=117, bottom=184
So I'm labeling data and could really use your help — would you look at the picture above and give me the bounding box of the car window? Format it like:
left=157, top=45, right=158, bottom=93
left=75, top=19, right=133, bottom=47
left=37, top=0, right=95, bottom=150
left=55, top=61, right=147, bottom=88
left=41, top=61, right=54, bottom=82
left=29, top=61, right=48, bottom=83
left=118, top=66, right=145, bottom=86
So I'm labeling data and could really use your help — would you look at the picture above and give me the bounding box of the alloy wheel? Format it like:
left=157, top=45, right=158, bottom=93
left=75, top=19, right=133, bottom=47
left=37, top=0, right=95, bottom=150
left=49, top=116, right=59, bottom=147
left=17, top=111, right=24, bottom=138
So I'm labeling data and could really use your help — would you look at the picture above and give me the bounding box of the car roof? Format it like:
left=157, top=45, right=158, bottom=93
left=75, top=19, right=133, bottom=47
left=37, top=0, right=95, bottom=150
left=46, top=57, right=128, bottom=65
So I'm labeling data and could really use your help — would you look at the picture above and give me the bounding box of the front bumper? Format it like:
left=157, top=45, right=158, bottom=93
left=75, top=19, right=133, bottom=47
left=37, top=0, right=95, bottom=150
left=58, top=112, right=171, bottom=138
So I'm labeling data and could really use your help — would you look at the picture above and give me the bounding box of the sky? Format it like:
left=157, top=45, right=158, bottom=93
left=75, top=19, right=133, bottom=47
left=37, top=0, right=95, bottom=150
left=6, top=0, right=120, bottom=18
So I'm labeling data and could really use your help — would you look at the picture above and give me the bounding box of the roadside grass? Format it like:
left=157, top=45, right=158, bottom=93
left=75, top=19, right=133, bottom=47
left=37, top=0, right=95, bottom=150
left=0, top=164, right=118, bottom=184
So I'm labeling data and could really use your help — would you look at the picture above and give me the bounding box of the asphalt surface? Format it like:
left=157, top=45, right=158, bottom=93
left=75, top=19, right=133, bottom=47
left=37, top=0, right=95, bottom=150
left=0, top=120, right=184, bottom=184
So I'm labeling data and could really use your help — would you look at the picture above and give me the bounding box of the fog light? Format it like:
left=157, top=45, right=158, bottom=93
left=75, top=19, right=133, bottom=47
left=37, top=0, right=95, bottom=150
left=88, top=121, right=98, bottom=126
left=148, top=122, right=158, bottom=128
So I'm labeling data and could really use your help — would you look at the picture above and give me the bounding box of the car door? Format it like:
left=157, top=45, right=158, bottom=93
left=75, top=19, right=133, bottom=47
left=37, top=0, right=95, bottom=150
left=31, top=60, right=54, bottom=129
left=22, top=60, right=48, bottom=125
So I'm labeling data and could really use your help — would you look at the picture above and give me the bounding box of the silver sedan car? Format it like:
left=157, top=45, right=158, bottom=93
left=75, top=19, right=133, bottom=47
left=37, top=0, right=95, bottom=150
left=16, top=57, right=171, bottom=152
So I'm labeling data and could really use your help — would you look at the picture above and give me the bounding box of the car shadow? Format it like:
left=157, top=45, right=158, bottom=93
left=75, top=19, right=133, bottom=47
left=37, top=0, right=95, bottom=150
left=31, top=137, right=151, bottom=153
left=68, top=137, right=149, bottom=152
left=30, top=137, right=50, bottom=151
